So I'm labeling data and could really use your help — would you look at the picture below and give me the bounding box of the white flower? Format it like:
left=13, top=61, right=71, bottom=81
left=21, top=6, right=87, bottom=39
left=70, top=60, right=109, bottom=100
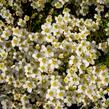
left=78, top=85, right=86, bottom=93
left=46, top=34, right=55, bottom=42
left=48, top=58, right=61, bottom=69
left=0, top=49, right=8, bottom=59
left=1, top=31, right=10, bottom=39
left=18, top=18, right=26, bottom=27
left=46, top=89, right=56, bottom=100
left=82, top=59, right=89, bottom=67
left=54, top=1, right=63, bottom=9
left=56, top=89, right=65, bottom=99
left=41, top=23, right=52, bottom=35
left=12, top=27, right=21, bottom=36
left=51, top=79, right=61, bottom=89
left=24, top=15, right=30, bottom=21
left=23, top=81, right=35, bottom=93
left=11, top=36, right=20, bottom=47
left=28, top=32, right=39, bottom=41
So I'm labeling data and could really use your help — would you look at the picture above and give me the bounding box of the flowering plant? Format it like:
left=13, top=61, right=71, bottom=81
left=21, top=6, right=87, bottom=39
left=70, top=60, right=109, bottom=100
left=0, top=0, right=109, bottom=109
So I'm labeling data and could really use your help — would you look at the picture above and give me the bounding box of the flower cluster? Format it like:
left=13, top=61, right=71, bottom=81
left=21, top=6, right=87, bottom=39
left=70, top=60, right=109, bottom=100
left=0, top=0, right=109, bottom=109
